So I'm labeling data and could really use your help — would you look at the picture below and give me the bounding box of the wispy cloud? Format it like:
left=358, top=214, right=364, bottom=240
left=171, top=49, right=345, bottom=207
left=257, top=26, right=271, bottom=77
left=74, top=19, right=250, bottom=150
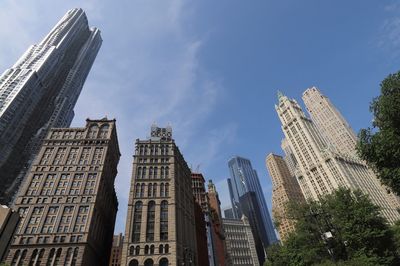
left=378, top=3, right=400, bottom=59
left=0, top=0, right=234, bottom=233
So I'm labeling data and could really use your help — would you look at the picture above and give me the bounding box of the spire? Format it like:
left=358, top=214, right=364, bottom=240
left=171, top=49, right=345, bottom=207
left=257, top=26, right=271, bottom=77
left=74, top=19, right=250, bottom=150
left=277, top=90, right=285, bottom=102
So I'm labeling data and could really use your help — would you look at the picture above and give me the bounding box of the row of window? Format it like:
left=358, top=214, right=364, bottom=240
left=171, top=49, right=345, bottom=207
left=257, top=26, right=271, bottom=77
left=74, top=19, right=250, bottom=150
left=10, top=247, right=79, bottom=266
left=135, top=183, right=169, bottom=198
left=50, top=124, right=109, bottom=140
left=129, top=258, right=169, bottom=266
left=136, top=166, right=169, bottom=179
left=129, top=244, right=170, bottom=256
left=40, top=146, right=104, bottom=166
left=137, top=144, right=170, bottom=156
left=132, top=201, right=168, bottom=242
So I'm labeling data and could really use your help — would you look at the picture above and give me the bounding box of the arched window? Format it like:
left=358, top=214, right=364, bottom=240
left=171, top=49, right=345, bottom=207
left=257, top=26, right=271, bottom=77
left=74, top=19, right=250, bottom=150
left=142, top=167, right=147, bottom=178
left=135, top=246, right=140, bottom=255
left=160, top=167, right=165, bottom=178
left=29, top=249, right=38, bottom=265
left=165, top=183, right=169, bottom=197
left=129, top=259, right=139, bottom=266
left=165, top=244, right=169, bottom=253
left=150, top=245, right=155, bottom=254
left=144, top=145, right=148, bottom=155
left=149, top=167, right=153, bottom=179
left=99, top=124, right=109, bottom=138
left=159, top=244, right=164, bottom=254
left=155, top=145, right=158, bottom=155
left=54, top=248, right=62, bottom=265
left=160, top=200, right=168, bottom=240
left=87, top=125, right=98, bottom=138
left=144, top=258, right=154, bottom=266
left=154, top=167, right=158, bottom=178
left=135, top=183, right=141, bottom=198
left=148, top=183, right=153, bottom=197
left=153, top=183, right=157, bottom=197
left=165, top=166, right=169, bottom=178
left=159, top=258, right=169, bottom=266
left=139, top=145, right=144, bottom=155
left=65, top=248, right=73, bottom=265
left=160, top=183, right=165, bottom=197
left=140, top=184, right=145, bottom=198
left=46, top=248, right=55, bottom=266
left=165, top=146, right=169, bottom=155
left=129, top=246, right=135, bottom=256
left=132, top=201, right=143, bottom=242
left=146, top=201, right=156, bottom=241
left=137, top=167, right=142, bottom=179
left=144, top=245, right=149, bottom=255
left=36, top=249, right=45, bottom=265
left=11, top=249, right=20, bottom=265
left=71, top=248, right=78, bottom=265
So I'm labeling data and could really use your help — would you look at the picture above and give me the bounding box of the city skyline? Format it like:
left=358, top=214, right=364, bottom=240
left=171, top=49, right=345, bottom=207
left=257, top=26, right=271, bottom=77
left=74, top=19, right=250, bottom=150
left=1, top=1, right=400, bottom=236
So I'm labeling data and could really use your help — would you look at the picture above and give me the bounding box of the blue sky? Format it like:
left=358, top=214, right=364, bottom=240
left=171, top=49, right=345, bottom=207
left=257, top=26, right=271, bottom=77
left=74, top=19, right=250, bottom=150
left=1, top=0, right=400, bottom=234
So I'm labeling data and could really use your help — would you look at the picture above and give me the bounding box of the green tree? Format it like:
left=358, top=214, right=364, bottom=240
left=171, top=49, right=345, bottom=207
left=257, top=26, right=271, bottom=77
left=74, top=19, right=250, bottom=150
left=264, top=188, right=399, bottom=266
left=358, top=71, right=400, bottom=195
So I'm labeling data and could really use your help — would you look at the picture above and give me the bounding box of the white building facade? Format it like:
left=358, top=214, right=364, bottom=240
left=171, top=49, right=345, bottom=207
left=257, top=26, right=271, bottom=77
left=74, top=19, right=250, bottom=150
left=275, top=92, right=400, bottom=223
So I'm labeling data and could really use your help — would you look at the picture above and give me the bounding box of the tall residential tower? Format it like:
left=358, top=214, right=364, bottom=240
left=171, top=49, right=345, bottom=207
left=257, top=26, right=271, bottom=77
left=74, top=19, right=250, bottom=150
left=0, top=8, right=102, bottom=203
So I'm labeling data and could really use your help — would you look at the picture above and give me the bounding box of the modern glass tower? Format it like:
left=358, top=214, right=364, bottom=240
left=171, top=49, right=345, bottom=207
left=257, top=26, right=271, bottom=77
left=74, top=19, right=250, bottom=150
left=0, top=8, right=102, bottom=203
left=227, top=156, right=278, bottom=246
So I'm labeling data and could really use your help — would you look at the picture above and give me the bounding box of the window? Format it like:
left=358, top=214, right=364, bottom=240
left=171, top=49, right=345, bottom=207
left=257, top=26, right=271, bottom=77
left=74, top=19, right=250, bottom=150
left=88, top=125, right=98, bottom=138
left=132, top=201, right=143, bottom=243
left=160, top=201, right=168, bottom=240
left=99, top=124, right=109, bottom=138
left=146, top=201, right=155, bottom=241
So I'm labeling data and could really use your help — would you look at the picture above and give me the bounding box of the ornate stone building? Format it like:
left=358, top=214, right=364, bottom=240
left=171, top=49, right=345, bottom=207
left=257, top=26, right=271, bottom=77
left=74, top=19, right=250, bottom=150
left=223, top=216, right=259, bottom=266
left=275, top=92, right=400, bottom=223
left=4, top=118, right=120, bottom=266
left=266, top=153, right=305, bottom=242
left=122, top=125, right=197, bottom=266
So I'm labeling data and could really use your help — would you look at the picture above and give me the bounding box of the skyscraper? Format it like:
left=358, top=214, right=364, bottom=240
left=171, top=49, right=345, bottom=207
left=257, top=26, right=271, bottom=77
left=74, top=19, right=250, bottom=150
left=275, top=92, right=400, bottom=223
left=5, top=118, right=120, bottom=266
left=302, top=87, right=357, bottom=157
left=0, top=8, right=102, bottom=204
left=266, top=153, right=305, bottom=242
left=228, top=156, right=277, bottom=246
left=122, top=125, right=197, bottom=266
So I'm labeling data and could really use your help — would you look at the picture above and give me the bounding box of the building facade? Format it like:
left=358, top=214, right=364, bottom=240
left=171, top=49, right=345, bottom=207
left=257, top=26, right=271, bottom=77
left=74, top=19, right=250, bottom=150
left=4, top=118, right=120, bottom=266
left=266, top=153, right=305, bottom=242
left=0, top=8, right=102, bottom=204
left=302, top=87, right=358, bottom=157
left=223, top=216, right=259, bottom=266
left=191, top=172, right=215, bottom=266
left=109, top=234, right=124, bottom=266
left=207, top=180, right=230, bottom=266
left=122, top=125, right=197, bottom=266
left=0, top=205, right=20, bottom=262
left=228, top=156, right=277, bottom=245
left=275, top=92, right=400, bottom=223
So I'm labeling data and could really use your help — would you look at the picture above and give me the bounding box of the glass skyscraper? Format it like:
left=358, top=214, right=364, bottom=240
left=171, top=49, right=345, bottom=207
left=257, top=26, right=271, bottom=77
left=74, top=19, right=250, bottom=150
left=0, top=8, right=102, bottom=203
left=227, top=156, right=278, bottom=246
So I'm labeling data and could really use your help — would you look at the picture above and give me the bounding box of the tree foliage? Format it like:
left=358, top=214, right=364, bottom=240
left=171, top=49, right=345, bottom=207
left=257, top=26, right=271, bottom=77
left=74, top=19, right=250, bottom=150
left=264, top=188, right=399, bottom=266
left=357, top=71, right=400, bottom=195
